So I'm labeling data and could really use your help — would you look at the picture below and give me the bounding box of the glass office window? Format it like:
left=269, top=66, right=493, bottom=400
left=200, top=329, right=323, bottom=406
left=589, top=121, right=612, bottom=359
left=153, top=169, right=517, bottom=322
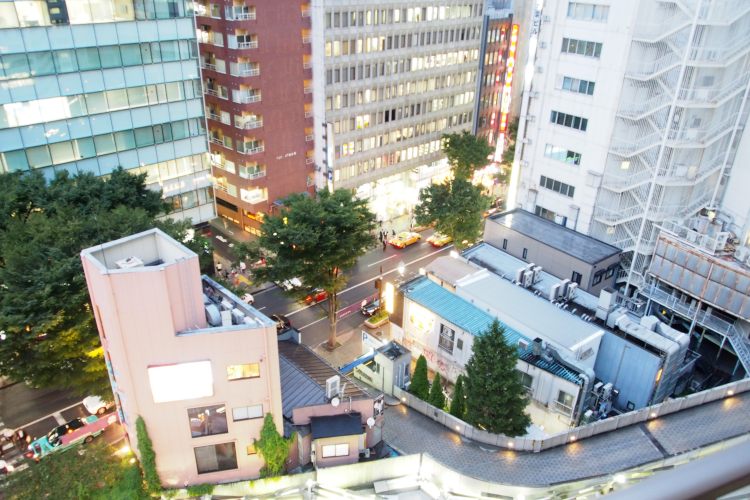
left=187, top=404, right=228, bottom=438
left=67, top=96, right=87, bottom=117
left=3, top=150, right=29, bottom=171
left=161, top=40, right=179, bottom=62
left=77, top=48, right=101, bottom=71
left=0, top=4, right=20, bottom=28
left=28, top=52, right=55, bottom=76
left=127, top=87, right=148, bottom=107
left=134, top=126, right=155, bottom=147
left=165, top=82, right=183, bottom=102
left=140, top=43, right=154, bottom=64
left=85, top=93, right=107, bottom=114
left=26, top=145, right=52, bottom=168
left=4, top=54, right=30, bottom=79
left=75, top=137, right=97, bottom=159
left=105, top=89, right=129, bottom=111
left=114, top=130, right=135, bottom=151
left=120, top=45, right=142, bottom=66
left=145, top=84, right=159, bottom=104
left=54, top=50, right=78, bottom=73
left=98, top=46, right=122, bottom=68
left=94, top=134, right=117, bottom=155
left=49, top=142, right=76, bottom=164
left=16, top=1, right=50, bottom=27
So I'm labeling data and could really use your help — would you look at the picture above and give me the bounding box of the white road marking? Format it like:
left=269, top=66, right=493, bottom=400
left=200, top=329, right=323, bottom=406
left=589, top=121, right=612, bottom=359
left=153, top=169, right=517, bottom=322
left=367, top=254, right=397, bottom=267
left=284, top=245, right=453, bottom=320
left=298, top=317, right=328, bottom=330
left=14, top=400, right=87, bottom=431
left=257, top=306, right=267, bottom=311
left=52, top=412, right=65, bottom=425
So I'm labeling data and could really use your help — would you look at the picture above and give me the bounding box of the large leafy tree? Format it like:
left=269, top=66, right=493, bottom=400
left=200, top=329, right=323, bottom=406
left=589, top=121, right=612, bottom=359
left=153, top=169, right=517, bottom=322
left=2, top=440, right=148, bottom=499
left=414, top=177, right=490, bottom=250
left=442, top=131, right=493, bottom=180
left=0, top=169, right=200, bottom=396
left=241, top=188, right=375, bottom=349
left=464, top=320, right=531, bottom=436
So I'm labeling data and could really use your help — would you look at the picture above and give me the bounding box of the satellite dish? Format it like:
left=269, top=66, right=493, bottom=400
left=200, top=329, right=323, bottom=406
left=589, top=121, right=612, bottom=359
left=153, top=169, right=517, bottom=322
left=366, top=417, right=375, bottom=428
left=331, top=397, right=340, bottom=407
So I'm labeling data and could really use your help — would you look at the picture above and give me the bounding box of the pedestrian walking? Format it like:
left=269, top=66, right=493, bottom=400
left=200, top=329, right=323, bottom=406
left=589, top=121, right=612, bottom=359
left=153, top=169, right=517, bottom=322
left=378, top=232, right=383, bottom=243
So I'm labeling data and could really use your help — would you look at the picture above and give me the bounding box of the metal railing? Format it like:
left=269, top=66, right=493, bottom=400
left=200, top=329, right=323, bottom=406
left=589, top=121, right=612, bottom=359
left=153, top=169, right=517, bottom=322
left=238, top=119, right=263, bottom=130
left=238, top=145, right=264, bottom=155
left=305, top=134, right=314, bottom=142
left=240, top=169, right=266, bottom=180
left=237, top=40, right=258, bottom=49
left=200, top=62, right=217, bottom=71
left=234, top=67, right=260, bottom=77
left=235, top=93, right=261, bottom=104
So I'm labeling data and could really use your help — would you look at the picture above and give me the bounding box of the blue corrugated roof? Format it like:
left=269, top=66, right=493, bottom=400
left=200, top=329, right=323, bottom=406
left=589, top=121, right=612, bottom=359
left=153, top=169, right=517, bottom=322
left=403, top=277, right=582, bottom=384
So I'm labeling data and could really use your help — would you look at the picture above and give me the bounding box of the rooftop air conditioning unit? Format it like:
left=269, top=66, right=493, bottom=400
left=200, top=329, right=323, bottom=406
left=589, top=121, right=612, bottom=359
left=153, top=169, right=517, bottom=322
left=549, top=283, right=561, bottom=301
left=532, top=266, right=543, bottom=283
left=566, top=282, right=578, bottom=300
left=326, top=375, right=341, bottom=399
left=115, top=256, right=144, bottom=269
left=560, top=278, right=571, bottom=297
left=523, top=270, right=534, bottom=288
left=515, top=267, right=526, bottom=283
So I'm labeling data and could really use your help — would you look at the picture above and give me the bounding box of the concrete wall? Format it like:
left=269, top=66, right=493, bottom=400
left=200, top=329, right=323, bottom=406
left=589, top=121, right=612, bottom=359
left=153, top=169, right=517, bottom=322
left=483, top=220, right=619, bottom=294
left=82, top=244, right=282, bottom=487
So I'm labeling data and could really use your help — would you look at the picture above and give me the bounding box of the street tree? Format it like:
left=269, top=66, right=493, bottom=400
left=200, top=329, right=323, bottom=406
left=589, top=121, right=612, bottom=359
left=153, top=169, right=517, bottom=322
left=0, top=169, right=200, bottom=396
left=240, top=188, right=375, bottom=349
left=449, top=374, right=466, bottom=418
left=442, top=131, right=493, bottom=180
left=414, top=177, right=490, bottom=250
left=428, top=372, right=446, bottom=409
left=410, top=354, right=430, bottom=400
left=254, top=413, right=294, bottom=477
left=464, top=320, right=531, bottom=436
left=3, top=440, right=147, bottom=499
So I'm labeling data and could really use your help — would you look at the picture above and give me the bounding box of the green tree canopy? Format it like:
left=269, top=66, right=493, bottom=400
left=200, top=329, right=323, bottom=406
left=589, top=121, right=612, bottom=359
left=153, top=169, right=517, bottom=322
left=2, top=439, right=148, bottom=499
left=428, top=372, right=446, bottom=409
left=414, top=177, right=490, bottom=250
left=464, top=320, right=531, bottom=436
left=254, top=413, right=294, bottom=477
left=410, top=354, right=430, bottom=400
left=0, top=169, right=202, bottom=396
left=442, top=131, right=493, bottom=180
left=449, top=374, right=466, bottom=418
left=239, top=188, right=375, bottom=348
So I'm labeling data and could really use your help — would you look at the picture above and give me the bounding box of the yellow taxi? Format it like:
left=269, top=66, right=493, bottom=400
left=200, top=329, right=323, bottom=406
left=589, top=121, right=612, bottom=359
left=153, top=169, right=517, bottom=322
left=389, top=231, right=421, bottom=249
left=427, top=232, right=453, bottom=247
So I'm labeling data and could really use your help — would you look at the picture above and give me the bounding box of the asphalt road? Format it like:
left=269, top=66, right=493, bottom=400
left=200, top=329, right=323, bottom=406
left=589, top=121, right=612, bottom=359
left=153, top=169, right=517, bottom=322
left=251, top=229, right=454, bottom=348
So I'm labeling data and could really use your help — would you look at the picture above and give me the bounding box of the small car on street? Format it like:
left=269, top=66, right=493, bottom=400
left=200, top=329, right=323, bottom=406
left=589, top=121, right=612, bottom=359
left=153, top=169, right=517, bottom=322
left=389, top=231, right=421, bottom=249
left=83, top=395, right=115, bottom=416
left=304, top=288, right=328, bottom=305
left=360, top=298, right=381, bottom=317
left=427, top=232, right=452, bottom=247
left=270, top=314, right=292, bottom=333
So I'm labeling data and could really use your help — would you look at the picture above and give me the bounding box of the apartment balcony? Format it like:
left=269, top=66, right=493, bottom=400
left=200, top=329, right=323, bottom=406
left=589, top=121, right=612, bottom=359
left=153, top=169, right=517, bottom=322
left=305, top=157, right=314, bottom=164
left=301, top=6, right=311, bottom=17
left=201, top=62, right=217, bottom=72
left=302, top=35, right=312, bottom=44
left=197, top=31, right=223, bottom=47
left=211, top=159, right=236, bottom=175
left=677, top=74, right=749, bottom=106
left=237, top=118, right=263, bottom=130
left=304, top=86, right=313, bottom=94
left=232, top=66, right=260, bottom=77
left=593, top=204, right=643, bottom=225
left=238, top=40, right=258, bottom=49
left=304, top=110, right=313, bottom=118
left=610, top=132, right=662, bottom=156
left=225, top=7, right=256, bottom=20
left=601, top=169, right=653, bottom=192
left=207, top=112, right=230, bottom=125
left=239, top=168, right=266, bottom=180
left=234, top=92, right=261, bottom=104
left=625, top=52, right=681, bottom=80
left=214, top=182, right=238, bottom=197
left=209, top=137, right=232, bottom=149
left=241, top=188, right=268, bottom=205
left=303, top=61, right=312, bottom=69
left=238, top=144, right=264, bottom=156
left=205, top=87, right=228, bottom=100
left=305, top=134, right=314, bottom=142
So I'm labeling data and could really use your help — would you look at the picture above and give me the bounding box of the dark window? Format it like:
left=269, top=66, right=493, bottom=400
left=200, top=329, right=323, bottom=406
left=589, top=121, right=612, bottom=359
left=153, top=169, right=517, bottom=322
left=592, top=270, right=604, bottom=286
left=188, top=404, right=228, bottom=438
left=438, top=324, right=455, bottom=354
left=518, top=371, right=533, bottom=392
left=502, top=238, right=508, bottom=250
left=194, top=442, right=238, bottom=474
left=605, top=264, right=617, bottom=279
left=522, top=248, right=528, bottom=260
left=456, top=338, right=463, bottom=350
left=572, top=271, right=582, bottom=284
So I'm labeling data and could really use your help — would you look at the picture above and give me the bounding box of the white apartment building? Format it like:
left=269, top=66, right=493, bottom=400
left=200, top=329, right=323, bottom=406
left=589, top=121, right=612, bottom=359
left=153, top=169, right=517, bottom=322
left=0, top=0, right=214, bottom=224
left=311, top=1, right=484, bottom=223
left=512, top=0, right=750, bottom=290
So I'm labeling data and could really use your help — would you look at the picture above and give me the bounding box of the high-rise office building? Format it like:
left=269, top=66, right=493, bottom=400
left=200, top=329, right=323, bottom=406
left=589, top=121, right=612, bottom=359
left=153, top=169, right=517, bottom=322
left=511, top=0, right=750, bottom=289
left=311, top=1, right=485, bottom=224
left=0, top=1, right=215, bottom=224
left=195, top=0, right=315, bottom=235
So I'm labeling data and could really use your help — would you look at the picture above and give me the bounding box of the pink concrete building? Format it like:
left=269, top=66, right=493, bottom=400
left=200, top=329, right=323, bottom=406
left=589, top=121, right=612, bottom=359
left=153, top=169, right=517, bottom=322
left=81, top=228, right=282, bottom=487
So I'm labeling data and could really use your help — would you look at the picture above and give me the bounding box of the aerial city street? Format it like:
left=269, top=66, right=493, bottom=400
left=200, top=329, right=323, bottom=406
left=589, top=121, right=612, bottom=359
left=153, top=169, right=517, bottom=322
left=1, top=0, right=750, bottom=499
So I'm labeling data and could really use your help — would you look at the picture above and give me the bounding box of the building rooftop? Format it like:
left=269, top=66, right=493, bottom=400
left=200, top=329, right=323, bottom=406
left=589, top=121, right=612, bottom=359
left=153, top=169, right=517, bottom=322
left=278, top=340, right=370, bottom=419
left=402, top=277, right=583, bottom=384
left=310, top=412, right=364, bottom=439
left=424, top=256, right=479, bottom=288
left=81, top=227, right=195, bottom=272
left=489, top=209, right=621, bottom=265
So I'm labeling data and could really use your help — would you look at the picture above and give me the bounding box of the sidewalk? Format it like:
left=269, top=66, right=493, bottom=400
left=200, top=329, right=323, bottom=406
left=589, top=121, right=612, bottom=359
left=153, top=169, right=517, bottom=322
left=313, top=323, right=392, bottom=370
